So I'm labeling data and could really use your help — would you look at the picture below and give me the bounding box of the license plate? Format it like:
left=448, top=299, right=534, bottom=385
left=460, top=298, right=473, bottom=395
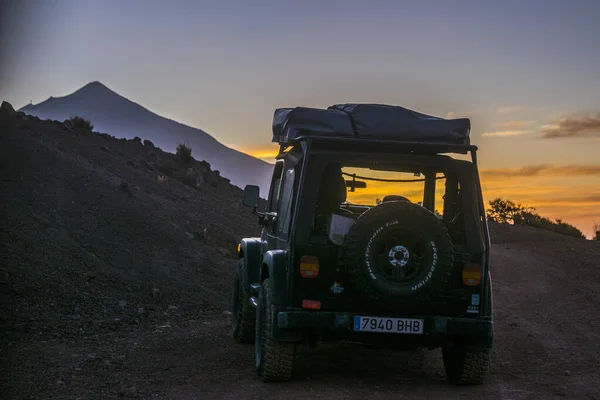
left=353, top=316, right=424, bottom=334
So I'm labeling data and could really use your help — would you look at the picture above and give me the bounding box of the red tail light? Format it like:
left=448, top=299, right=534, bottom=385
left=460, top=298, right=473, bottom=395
left=463, top=264, right=482, bottom=286
left=302, top=300, right=321, bottom=310
left=300, top=255, right=319, bottom=278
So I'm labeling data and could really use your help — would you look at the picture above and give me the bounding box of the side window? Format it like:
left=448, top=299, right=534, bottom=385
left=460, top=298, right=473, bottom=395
left=276, top=166, right=297, bottom=237
left=266, top=160, right=284, bottom=213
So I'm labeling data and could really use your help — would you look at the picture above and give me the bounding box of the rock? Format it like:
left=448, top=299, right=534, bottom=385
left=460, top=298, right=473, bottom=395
left=564, top=370, right=571, bottom=376
left=143, top=139, right=155, bottom=148
left=219, top=247, right=232, bottom=258
left=118, top=300, right=127, bottom=309
left=151, top=288, right=163, bottom=301
left=124, top=386, right=137, bottom=397
left=139, top=160, right=154, bottom=171
left=133, top=136, right=142, bottom=143
left=100, top=145, right=110, bottom=153
left=167, top=305, right=178, bottom=311
left=137, top=307, right=145, bottom=315
left=1, top=101, right=16, bottom=115
left=202, top=223, right=237, bottom=249
left=223, top=310, right=232, bottom=315
left=120, top=182, right=133, bottom=197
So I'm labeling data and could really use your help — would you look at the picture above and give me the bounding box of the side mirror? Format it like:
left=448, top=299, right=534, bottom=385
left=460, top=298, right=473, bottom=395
left=243, top=185, right=260, bottom=208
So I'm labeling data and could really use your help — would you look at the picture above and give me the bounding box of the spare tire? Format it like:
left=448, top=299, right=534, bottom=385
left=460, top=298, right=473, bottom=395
left=342, top=201, right=454, bottom=305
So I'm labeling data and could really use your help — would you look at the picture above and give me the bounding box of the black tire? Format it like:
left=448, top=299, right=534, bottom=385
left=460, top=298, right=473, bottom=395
left=442, top=275, right=493, bottom=385
left=342, top=201, right=454, bottom=305
left=442, top=343, right=491, bottom=385
left=255, top=279, right=296, bottom=381
left=231, top=259, right=255, bottom=343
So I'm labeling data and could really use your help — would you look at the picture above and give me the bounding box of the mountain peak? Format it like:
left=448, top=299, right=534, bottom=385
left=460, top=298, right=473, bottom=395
left=74, top=81, right=118, bottom=97
left=82, top=81, right=108, bottom=89
left=17, top=81, right=274, bottom=193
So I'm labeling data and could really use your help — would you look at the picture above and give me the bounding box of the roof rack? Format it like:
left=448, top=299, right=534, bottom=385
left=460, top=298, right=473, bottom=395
left=272, top=103, right=472, bottom=150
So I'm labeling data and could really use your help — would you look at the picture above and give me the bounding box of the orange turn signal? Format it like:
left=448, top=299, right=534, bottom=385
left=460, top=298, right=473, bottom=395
left=237, top=244, right=241, bottom=254
left=300, top=255, right=319, bottom=278
left=302, top=300, right=321, bottom=310
left=463, top=264, right=482, bottom=286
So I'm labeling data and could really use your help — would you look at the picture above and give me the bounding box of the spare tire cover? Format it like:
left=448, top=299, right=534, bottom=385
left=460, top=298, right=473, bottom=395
left=342, top=201, right=454, bottom=303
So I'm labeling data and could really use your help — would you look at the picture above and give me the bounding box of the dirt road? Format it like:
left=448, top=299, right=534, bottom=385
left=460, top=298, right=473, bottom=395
left=9, top=233, right=600, bottom=400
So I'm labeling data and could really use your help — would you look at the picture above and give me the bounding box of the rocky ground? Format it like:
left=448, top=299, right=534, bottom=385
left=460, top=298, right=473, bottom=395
left=1, top=102, right=600, bottom=399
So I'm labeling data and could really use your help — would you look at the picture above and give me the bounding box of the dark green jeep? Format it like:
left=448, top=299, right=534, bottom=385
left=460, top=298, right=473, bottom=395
left=231, top=104, right=493, bottom=385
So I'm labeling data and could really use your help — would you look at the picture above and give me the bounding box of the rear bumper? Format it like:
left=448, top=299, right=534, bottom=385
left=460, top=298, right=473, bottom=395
left=277, top=310, right=493, bottom=340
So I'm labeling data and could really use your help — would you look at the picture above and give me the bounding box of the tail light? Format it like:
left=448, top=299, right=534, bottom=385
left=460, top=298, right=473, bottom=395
left=302, top=300, right=321, bottom=310
left=300, top=255, right=319, bottom=278
left=462, top=264, right=482, bottom=286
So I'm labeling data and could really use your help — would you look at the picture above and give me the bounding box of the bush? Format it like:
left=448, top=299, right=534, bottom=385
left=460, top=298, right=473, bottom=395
left=486, top=198, right=532, bottom=223
left=514, top=212, right=585, bottom=239
left=593, top=224, right=600, bottom=241
left=176, top=143, right=192, bottom=163
left=488, top=197, right=585, bottom=239
left=68, top=116, right=93, bottom=132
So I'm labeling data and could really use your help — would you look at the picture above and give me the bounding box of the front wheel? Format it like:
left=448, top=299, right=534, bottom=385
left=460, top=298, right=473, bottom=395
left=231, top=260, right=255, bottom=343
left=255, top=278, right=296, bottom=381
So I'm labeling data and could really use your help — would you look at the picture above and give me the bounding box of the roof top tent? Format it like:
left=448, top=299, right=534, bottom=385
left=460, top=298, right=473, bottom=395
left=272, top=103, right=475, bottom=158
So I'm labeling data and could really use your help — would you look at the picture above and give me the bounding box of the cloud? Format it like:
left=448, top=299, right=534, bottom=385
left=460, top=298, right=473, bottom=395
left=540, top=112, right=600, bottom=139
left=481, top=164, right=600, bottom=178
left=496, top=106, right=521, bottom=115
left=481, top=120, right=538, bottom=136
left=498, top=120, right=537, bottom=130
left=494, top=106, right=547, bottom=116
left=481, top=130, right=529, bottom=137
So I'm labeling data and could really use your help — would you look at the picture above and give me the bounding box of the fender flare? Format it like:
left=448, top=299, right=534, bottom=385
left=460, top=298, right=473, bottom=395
left=261, top=249, right=288, bottom=306
left=239, top=238, right=262, bottom=291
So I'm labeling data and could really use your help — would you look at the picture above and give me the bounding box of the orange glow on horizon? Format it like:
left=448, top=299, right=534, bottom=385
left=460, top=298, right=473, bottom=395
left=235, top=145, right=600, bottom=238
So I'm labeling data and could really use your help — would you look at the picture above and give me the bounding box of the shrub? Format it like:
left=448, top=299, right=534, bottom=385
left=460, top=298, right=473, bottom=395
left=488, top=197, right=585, bottom=239
left=486, top=198, right=532, bottom=223
left=593, top=224, right=600, bottom=241
left=514, top=211, right=585, bottom=239
left=68, top=116, right=93, bottom=132
left=176, top=143, right=192, bottom=163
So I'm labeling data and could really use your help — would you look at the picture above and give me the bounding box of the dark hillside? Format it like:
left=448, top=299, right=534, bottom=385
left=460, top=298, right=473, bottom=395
left=0, top=104, right=264, bottom=398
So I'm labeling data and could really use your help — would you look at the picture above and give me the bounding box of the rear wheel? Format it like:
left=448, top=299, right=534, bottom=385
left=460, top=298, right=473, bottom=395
left=255, top=279, right=296, bottom=381
left=231, top=260, right=255, bottom=343
left=442, top=274, right=493, bottom=385
left=442, top=344, right=491, bottom=385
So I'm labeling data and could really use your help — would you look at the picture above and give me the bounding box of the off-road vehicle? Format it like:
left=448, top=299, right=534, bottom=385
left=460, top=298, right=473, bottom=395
left=231, top=103, right=493, bottom=385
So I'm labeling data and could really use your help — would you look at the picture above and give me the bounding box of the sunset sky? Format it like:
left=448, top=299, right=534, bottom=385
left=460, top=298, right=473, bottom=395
left=1, top=0, right=599, bottom=237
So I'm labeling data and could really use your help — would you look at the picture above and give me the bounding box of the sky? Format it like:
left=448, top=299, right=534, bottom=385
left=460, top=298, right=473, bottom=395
left=1, top=0, right=599, bottom=237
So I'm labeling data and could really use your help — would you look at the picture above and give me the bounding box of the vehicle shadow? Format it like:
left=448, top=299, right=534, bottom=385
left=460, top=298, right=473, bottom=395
left=291, top=341, right=448, bottom=386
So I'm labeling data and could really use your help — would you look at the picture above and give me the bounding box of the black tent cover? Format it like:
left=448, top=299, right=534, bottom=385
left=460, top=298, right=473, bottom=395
left=272, top=103, right=470, bottom=146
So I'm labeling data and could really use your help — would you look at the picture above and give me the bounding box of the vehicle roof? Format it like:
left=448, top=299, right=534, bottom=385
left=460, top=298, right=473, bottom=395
left=275, top=135, right=477, bottom=159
